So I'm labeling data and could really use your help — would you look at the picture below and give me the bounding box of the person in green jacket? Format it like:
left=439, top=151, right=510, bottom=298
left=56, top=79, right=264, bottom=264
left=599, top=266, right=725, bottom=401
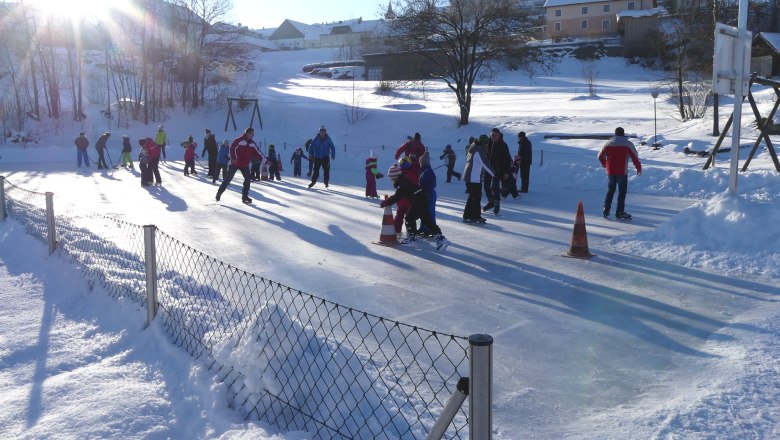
left=155, top=125, right=168, bottom=160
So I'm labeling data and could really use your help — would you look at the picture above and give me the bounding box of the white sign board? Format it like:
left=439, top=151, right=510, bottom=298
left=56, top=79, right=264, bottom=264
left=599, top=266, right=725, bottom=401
left=712, top=22, right=752, bottom=95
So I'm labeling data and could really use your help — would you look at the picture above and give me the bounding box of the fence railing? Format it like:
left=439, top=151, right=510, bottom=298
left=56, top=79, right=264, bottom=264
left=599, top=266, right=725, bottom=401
left=0, top=175, right=492, bottom=440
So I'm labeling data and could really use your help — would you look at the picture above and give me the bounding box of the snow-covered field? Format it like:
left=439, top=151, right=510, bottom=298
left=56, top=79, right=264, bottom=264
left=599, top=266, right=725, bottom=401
left=1, top=47, right=779, bottom=439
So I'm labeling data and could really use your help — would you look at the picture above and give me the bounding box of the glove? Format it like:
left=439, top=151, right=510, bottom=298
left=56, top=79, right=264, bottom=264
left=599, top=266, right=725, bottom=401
left=379, top=200, right=387, bottom=208
left=376, top=172, right=384, bottom=179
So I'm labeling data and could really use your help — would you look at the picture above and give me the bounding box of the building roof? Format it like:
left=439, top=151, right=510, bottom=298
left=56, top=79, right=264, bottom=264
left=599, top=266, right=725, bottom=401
left=270, top=19, right=324, bottom=41
left=543, top=0, right=605, bottom=7
left=616, top=7, right=664, bottom=20
left=758, top=32, right=780, bottom=54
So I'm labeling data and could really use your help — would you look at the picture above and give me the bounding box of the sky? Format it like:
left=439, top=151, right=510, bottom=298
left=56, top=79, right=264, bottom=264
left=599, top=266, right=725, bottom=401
left=1, top=47, right=779, bottom=439
left=228, top=0, right=386, bottom=29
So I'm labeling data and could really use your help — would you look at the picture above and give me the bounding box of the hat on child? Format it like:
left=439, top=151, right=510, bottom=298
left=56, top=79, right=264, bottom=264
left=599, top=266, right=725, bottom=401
left=478, top=134, right=490, bottom=144
left=387, top=163, right=402, bottom=182
left=269, top=144, right=275, bottom=149
left=419, top=151, right=430, bottom=167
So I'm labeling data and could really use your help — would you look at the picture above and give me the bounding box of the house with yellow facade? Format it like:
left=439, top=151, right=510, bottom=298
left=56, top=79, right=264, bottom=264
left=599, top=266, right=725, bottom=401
left=543, top=0, right=657, bottom=40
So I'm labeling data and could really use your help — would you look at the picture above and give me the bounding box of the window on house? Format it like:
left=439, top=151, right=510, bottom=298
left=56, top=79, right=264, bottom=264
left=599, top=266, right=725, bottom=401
left=603, top=4, right=610, bottom=12
left=555, top=9, right=562, bottom=17
left=581, top=6, right=588, bottom=14
left=554, top=22, right=561, bottom=32
left=627, top=1, right=635, bottom=9
left=602, top=19, right=610, bottom=30
left=581, top=19, right=588, bottom=29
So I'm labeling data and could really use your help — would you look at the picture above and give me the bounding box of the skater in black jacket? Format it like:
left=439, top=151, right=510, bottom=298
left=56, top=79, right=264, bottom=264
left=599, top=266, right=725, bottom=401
left=290, top=146, right=307, bottom=177
left=380, top=157, right=449, bottom=250
left=517, top=131, right=533, bottom=193
left=439, top=144, right=461, bottom=183
left=201, top=129, right=219, bottom=177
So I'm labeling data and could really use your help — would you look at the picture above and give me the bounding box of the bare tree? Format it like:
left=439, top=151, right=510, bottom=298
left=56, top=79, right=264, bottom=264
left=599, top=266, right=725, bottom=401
left=389, top=0, right=544, bottom=125
left=653, top=6, right=714, bottom=120
left=171, top=0, right=233, bottom=109
left=582, top=60, right=599, bottom=96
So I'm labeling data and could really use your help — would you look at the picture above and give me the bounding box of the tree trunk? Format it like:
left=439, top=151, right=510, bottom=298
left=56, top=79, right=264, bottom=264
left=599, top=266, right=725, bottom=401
left=677, top=65, right=686, bottom=120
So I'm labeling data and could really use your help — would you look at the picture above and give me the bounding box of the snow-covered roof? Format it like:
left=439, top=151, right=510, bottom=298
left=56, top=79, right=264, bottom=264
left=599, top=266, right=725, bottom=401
left=616, top=7, right=664, bottom=21
left=543, top=0, right=604, bottom=7
left=278, top=20, right=324, bottom=40
left=317, top=18, right=386, bottom=36
left=758, top=32, right=780, bottom=53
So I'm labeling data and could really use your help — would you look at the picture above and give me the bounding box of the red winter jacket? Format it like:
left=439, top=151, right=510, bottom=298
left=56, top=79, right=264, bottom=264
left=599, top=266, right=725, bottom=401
left=598, top=136, right=641, bottom=176
left=184, top=142, right=197, bottom=161
left=229, top=134, right=263, bottom=168
left=394, top=139, right=426, bottom=176
left=144, top=138, right=161, bottom=161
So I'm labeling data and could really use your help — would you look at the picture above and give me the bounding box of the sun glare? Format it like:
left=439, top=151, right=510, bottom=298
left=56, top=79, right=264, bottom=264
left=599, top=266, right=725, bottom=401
left=29, top=0, right=115, bottom=22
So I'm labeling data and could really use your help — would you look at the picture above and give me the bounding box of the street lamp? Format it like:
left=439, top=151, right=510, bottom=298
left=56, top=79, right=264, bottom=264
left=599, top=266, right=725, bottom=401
left=650, top=89, right=660, bottom=149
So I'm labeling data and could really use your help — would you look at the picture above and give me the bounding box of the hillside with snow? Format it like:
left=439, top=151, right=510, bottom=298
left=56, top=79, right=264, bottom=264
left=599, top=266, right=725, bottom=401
left=1, top=47, right=779, bottom=439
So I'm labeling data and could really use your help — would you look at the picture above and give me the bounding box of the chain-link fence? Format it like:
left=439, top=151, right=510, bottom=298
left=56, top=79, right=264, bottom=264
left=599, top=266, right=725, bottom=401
left=0, top=176, right=475, bottom=439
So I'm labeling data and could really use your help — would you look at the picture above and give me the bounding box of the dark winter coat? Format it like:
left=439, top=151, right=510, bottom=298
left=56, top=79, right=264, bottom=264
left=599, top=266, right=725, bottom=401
left=486, top=138, right=512, bottom=176
left=95, top=133, right=110, bottom=151
left=202, top=133, right=218, bottom=157
left=385, top=172, right=427, bottom=211
left=122, top=138, right=132, bottom=153
left=267, top=150, right=278, bottom=165
left=518, top=135, right=532, bottom=165
left=291, top=147, right=306, bottom=164
left=419, top=164, right=436, bottom=197
left=440, top=148, right=456, bottom=167
left=74, top=135, right=89, bottom=150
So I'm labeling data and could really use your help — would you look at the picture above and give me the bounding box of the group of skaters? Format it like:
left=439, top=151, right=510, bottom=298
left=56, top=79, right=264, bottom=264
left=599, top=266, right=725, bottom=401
left=367, top=128, right=534, bottom=234
left=372, top=125, right=641, bottom=245
left=73, top=121, right=638, bottom=234
left=462, top=128, right=533, bottom=223
left=74, top=125, right=320, bottom=192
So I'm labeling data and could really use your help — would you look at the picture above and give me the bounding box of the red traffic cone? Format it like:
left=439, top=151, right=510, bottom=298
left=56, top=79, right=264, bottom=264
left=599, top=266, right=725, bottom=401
left=563, top=201, right=594, bottom=258
left=373, top=196, right=400, bottom=246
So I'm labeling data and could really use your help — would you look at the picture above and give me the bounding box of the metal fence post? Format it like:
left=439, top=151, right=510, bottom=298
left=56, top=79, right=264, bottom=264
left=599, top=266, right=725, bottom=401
left=426, top=377, right=469, bottom=440
left=144, top=224, right=158, bottom=327
left=469, top=334, right=493, bottom=440
left=0, top=176, right=6, bottom=220
left=45, top=192, right=56, bottom=254
left=540, top=150, right=544, bottom=167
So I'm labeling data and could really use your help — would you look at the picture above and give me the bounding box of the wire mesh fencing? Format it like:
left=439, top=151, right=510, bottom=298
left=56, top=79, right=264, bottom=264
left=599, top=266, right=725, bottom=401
left=0, top=176, right=473, bottom=439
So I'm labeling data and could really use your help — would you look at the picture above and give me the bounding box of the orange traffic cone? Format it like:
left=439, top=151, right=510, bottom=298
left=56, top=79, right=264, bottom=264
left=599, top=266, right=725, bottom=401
left=563, top=201, right=594, bottom=258
left=260, top=159, right=269, bottom=181
left=373, top=196, right=400, bottom=246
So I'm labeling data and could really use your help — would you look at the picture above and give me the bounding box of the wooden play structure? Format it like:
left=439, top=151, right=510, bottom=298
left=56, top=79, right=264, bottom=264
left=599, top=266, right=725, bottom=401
left=706, top=73, right=780, bottom=172
left=224, top=97, right=263, bottom=132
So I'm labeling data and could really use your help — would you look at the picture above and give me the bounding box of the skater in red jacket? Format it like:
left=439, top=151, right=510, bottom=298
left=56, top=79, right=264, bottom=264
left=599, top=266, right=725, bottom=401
left=598, top=127, right=642, bottom=220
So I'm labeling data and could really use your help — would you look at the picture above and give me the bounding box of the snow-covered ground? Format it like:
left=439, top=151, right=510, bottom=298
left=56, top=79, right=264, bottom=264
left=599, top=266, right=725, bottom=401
left=1, top=48, right=779, bottom=439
